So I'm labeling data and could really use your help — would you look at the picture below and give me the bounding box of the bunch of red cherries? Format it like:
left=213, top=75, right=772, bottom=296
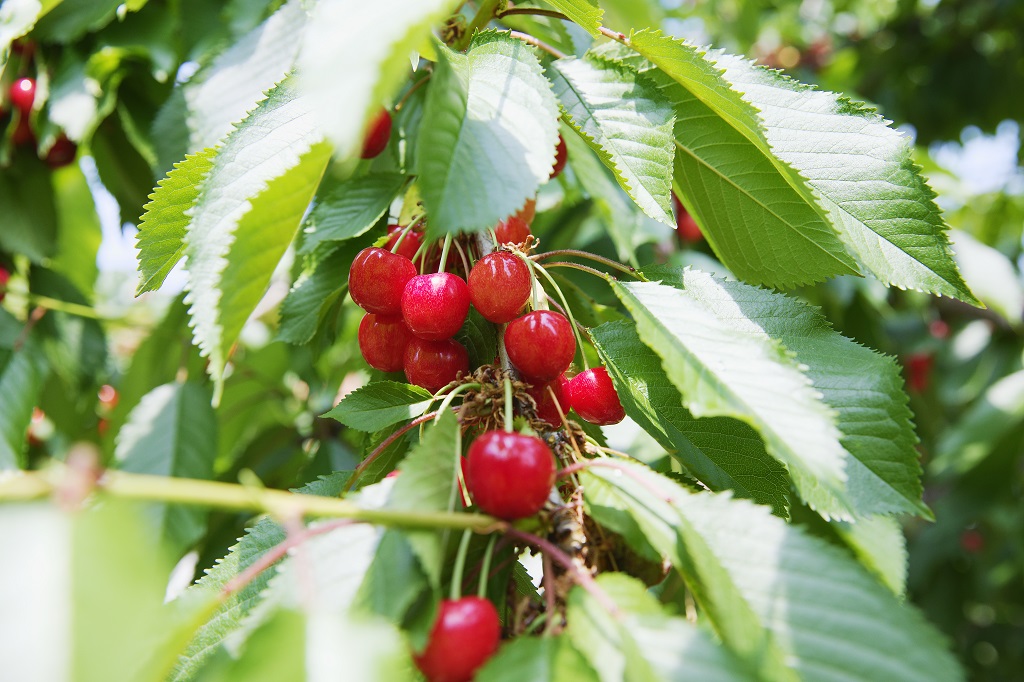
left=353, top=106, right=621, bottom=682
left=3, top=42, right=77, bottom=168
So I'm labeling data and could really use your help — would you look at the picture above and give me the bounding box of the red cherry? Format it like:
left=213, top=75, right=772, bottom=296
left=515, top=197, right=537, bottom=225
left=414, top=597, right=500, bottom=682
left=468, top=252, right=531, bottom=323
left=527, top=376, right=569, bottom=427
left=361, top=108, right=392, bottom=159
left=960, top=529, right=984, bottom=554
left=401, top=272, right=470, bottom=340
left=385, top=224, right=424, bottom=263
left=45, top=134, right=77, bottom=169
left=358, top=313, right=412, bottom=372
left=905, top=353, right=933, bottom=392
left=404, top=337, right=469, bottom=393
left=564, top=367, right=625, bottom=425
left=494, top=215, right=531, bottom=246
left=929, top=319, right=950, bottom=340
left=505, top=310, right=575, bottom=383
left=549, top=134, right=567, bottom=179
left=0, top=266, right=9, bottom=303
left=11, top=114, right=34, bottom=147
left=467, top=430, right=555, bottom=519
left=672, top=193, right=703, bottom=244
left=348, top=247, right=417, bottom=316
left=9, top=78, right=35, bottom=112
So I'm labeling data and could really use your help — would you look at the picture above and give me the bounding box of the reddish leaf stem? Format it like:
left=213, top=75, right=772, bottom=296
left=344, top=410, right=449, bottom=491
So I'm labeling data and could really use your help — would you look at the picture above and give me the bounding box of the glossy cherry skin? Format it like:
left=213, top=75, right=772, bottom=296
left=348, top=247, right=417, bottom=316
left=549, top=134, right=568, bottom=179
left=361, top=108, right=392, bottom=159
left=45, top=134, right=77, bottom=169
left=527, top=375, right=569, bottom=427
left=505, top=310, right=575, bottom=383
left=564, top=367, right=625, bottom=425
left=404, top=337, right=469, bottom=393
left=494, top=215, right=531, bottom=246
left=0, top=266, right=9, bottom=303
left=384, top=224, right=424, bottom=263
left=467, top=430, right=555, bottom=520
left=358, top=313, right=412, bottom=372
left=414, top=597, right=500, bottom=682
left=672, top=193, right=703, bottom=244
left=401, top=272, right=470, bottom=340
left=468, top=252, right=531, bottom=323
left=9, top=78, right=35, bottom=112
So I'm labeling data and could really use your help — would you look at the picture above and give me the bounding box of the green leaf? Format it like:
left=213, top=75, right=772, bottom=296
left=831, top=514, right=908, bottom=598
left=184, top=78, right=331, bottom=401
left=183, top=0, right=308, bottom=150
left=51, top=164, right=102, bottom=297
left=417, top=31, right=561, bottom=236
left=299, top=0, right=462, bottom=160
left=299, top=173, right=407, bottom=255
left=353, top=425, right=413, bottom=489
left=709, top=51, right=978, bottom=304
left=114, top=382, right=217, bottom=552
left=169, top=474, right=349, bottom=682
left=0, top=341, right=47, bottom=470
left=949, top=229, right=1023, bottom=325
left=455, top=306, right=498, bottom=370
left=591, top=320, right=790, bottom=517
left=476, top=635, right=597, bottom=682
left=655, top=268, right=927, bottom=519
left=550, top=54, right=676, bottom=225
left=541, top=0, right=603, bottom=37
left=582, top=461, right=964, bottom=682
left=566, top=573, right=756, bottom=682
left=323, top=381, right=433, bottom=433
left=610, top=278, right=853, bottom=518
left=0, top=0, right=51, bottom=54
left=354, top=529, right=429, bottom=623
left=385, top=411, right=460, bottom=586
left=0, top=155, right=58, bottom=263
left=276, top=245, right=351, bottom=346
left=135, top=148, right=216, bottom=296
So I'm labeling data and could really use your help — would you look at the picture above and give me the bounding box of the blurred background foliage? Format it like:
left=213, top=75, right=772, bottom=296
left=1, top=0, right=1021, bottom=679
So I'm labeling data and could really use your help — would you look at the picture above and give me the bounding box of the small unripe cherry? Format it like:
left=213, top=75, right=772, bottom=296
left=361, top=108, right=392, bottom=159
left=414, top=597, right=500, bottom=682
left=401, top=272, right=470, bottom=340
left=494, top=215, right=531, bottom=246
left=467, top=430, right=555, bottom=520
left=385, top=224, right=424, bottom=263
left=505, top=310, right=575, bottom=383
left=404, top=337, right=469, bottom=393
left=358, top=313, right=412, bottom=372
left=348, top=247, right=417, bottom=316
left=564, top=367, right=625, bottom=425
left=549, top=134, right=568, bottom=179
left=9, top=78, right=36, bottom=112
left=672, top=193, right=703, bottom=243
left=467, top=252, right=531, bottom=323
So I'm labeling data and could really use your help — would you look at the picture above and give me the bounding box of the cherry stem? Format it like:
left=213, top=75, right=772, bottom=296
left=433, top=382, right=481, bottom=423
left=508, top=30, right=567, bottom=60
left=542, top=552, right=557, bottom=635
left=438, top=233, right=453, bottom=274
left=394, top=74, right=431, bottom=112
left=222, top=518, right=355, bottom=597
left=532, top=249, right=645, bottom=280
left=503, top=377, right=514, bottom=432
left=497, top=8, right=628, bottom=44
left=457, top=0, right=501, bottom=50
left=389, top=223, right=416, bottom=254
left=530, top=262, right=590, bottom=370
left=452, top=237, right=472, bottom=273
left=477, top=534, right=498, bottom=598
left=344, top=410, right=447, bottom=491
left=541, top=261, right=611, bottom=280
left=450, top=529, right=474, bottom=600
left=505, top=527, right=621, bottom=619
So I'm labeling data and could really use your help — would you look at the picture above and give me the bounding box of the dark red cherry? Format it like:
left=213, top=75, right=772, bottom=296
left=385, top=224, right=424, bottom=263
left=549, top=134, right=567, bottom=179
left=516, top=197, right=536, bottom=225
left=564, top=367, right=625, bottom=425
left=9, top=78, right=35, bottom=112
left=905, top=353, right=933, bottom=393
left=527, top=376, right=569, bottom=427
left=358, top=313, right=412, bottom=372
left=494, top=215, right=531, bottom=246
left=414, top=597, right=500, bottom=682
left=45, top=134, right=77, bottom=169
left=0, top=266, right=9, bottom=303
left=361, top=108, right=392, bottom=159
left=672, top=193, right=703, bottom=244
left=404, top=337, right=469, bottom=393
left=467, top=252, right=531, bottom=323
left=11, top=114, right=34, bottom=147
left=505, top=310, right=575, bottom=383
left=401, top=272, right=470, bottom=340
left=348, top=247, right=417, bottom=316
left=467, top=430, right=555, bottom=520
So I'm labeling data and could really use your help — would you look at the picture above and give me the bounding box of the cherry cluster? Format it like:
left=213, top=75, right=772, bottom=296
left=3, top=41, right=77, bottom=168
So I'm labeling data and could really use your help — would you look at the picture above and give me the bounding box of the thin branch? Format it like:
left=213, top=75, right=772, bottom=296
left=344, top=410, right=448, bottom=490
left=532, top=249, right=644, bottom=280
left=541, top=261, right=613, bottom=280
left=509, top=30, right=567, bottom=60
